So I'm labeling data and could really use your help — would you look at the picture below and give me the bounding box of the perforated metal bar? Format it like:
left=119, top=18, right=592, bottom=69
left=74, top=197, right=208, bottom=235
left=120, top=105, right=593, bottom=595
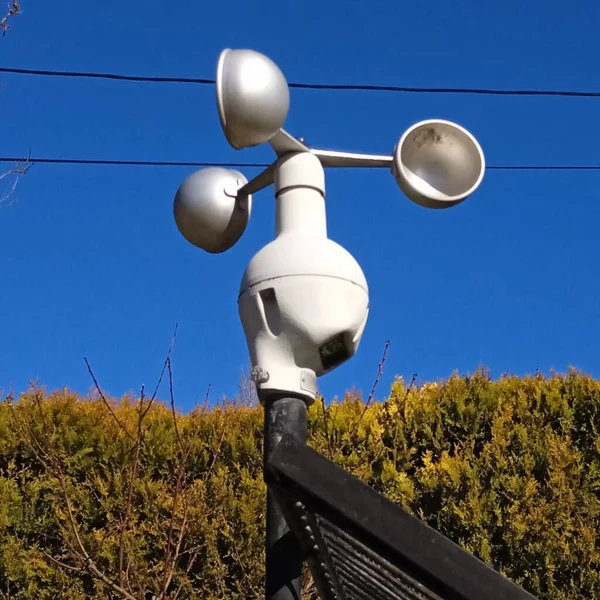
left=266, top=434, right=538, bottom=600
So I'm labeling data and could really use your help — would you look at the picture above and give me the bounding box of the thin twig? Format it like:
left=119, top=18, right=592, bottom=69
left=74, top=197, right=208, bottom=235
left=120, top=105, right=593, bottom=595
left=203, top=384, right=211, bottom=409
left=172, top=547, right=201, bottom=600
left=204, top=418, right=227, bottom=486
left=321, top=397, right=334, bottom=460
left=160, top=438, right=192, bottom=598
left=162, top=472, right=191, bottom=597
left=130, top=564, right=145, bottom=600
left=383, top=372, right=417, bottom=465
left=118, top=385, right=146, bottom=588
left=84, top=357, right=135, bottom=441
left=172, top=412, right=224, bottom=600
left=57, top=469, right=139, bottom=600
left=167, top=356, right=183, bottom=452
left=169, top=413, right=227, bottom=596
left=146, top=323, right=179, bottom=410
left=9, top=396, right=139, bottom=600
left=8, top=397, right=55, bottom=469
left=177, top=544, right=203, bottom=558
left=33, top=391, right=51, bottom=442
left=351, top=340, right=391, bottom=438
left=230, top=534, right=262, bottom=598
left=41, top=550, right=83, bottom=573
left=160, top=346, right=193, bottom=599
left=0, top=1, right=20, bottom=36
left=401, top=373, right=418, bottom=420
left=0, top=154, right=31, bottom=206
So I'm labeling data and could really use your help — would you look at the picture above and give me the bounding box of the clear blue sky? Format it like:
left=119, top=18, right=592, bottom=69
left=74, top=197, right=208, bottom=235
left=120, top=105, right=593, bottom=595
left=2, top=0, right=600, bottom=411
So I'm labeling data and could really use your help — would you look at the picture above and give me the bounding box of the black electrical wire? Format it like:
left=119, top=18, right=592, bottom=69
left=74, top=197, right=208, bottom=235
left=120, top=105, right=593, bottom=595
left=1, top=65, right=600, bottom=98
left=1, top=156, right=599, bottom=170
left=0, top=157, right=269, bottom=168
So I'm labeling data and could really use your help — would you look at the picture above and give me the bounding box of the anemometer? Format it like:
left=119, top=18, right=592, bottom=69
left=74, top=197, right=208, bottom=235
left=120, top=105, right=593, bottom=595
left=173, top=48, right=486, bottom=404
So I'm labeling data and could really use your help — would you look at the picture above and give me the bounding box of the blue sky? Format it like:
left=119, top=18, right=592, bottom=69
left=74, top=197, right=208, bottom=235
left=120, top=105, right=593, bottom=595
left=2, top=0, right=600, bottom=411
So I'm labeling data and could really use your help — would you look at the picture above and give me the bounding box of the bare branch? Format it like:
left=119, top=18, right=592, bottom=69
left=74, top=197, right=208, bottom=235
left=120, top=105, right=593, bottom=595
left=0, top=0, right=20, bottom=36
left=146, top=323, right=178, bottom=409
left=167, top=356, right=183, bottom=452
left=161, top=460, right=191, bottom=593
left=0, top=156, right=32, bottom=207
left=159, top=439, right=193, bottom=599
left=321, top=397, right=334, bottom=460
left=163, top=486, right=190, bottom=597
left=192, top=383, right=211, bottom=413
left=379, top=372, right=418, bottom=465
left=7, top=395, right=55, bottom=470
left=402, top=372, right=418, bottom=419
left=160, top=345, right=195, bottom=599
left=236, top=365, right=259, bottom=406
left=10, top=326, right=223, bottom=600
left=229, top=534, right=262, bottom=598
left=118, top=385, right=146, bottom=589
left=8, top=394, right=140, bottom=600
left=204, top=416, right=227, bottom=487
left=84, top=357, right=136, bottom=441
left=172, top=546, right=200, bottom=600
left=351, top=340, right=391, bottom=438
left=0, top=0, right=32, bottom=207
left=169, top=396, right=226, bottom=599
left=33, top=391, right=51, bottom=438
left=41, top=549, right=83, bottom=573
left=57, top=469, right=140, bottom=600
left=176, top=544, right=203, bottom=558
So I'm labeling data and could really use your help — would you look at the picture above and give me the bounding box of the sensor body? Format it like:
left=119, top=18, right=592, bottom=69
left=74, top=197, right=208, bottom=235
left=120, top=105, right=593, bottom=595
left=238, top=152, right=369, bottom=403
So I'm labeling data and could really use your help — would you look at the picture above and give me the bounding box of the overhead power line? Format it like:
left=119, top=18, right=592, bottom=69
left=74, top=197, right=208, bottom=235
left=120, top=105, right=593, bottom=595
left=0, top=157, right=268, bottom=168
left=1, top=156, right=599, bottom=170
left=1, top=65, right=600, bottom=98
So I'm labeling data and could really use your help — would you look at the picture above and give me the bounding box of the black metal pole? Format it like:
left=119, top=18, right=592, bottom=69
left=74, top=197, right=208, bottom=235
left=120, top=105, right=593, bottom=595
left=263, top=394, right=308, bottom=600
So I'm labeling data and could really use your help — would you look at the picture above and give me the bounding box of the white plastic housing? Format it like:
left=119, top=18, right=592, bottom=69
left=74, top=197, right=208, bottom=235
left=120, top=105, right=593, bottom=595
left=238, top=153, right=369, bottom=402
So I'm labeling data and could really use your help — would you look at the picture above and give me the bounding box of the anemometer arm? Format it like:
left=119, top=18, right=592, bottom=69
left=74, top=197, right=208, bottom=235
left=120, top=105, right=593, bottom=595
left=310, top=148, right=393, bottom=168
left=237, top=128, right=394, bottom=198
left=271, top=128, right=393, bottom=167
left=236, top=163, right=276, bottom=197
left=213, top=47, right=486, bottom=210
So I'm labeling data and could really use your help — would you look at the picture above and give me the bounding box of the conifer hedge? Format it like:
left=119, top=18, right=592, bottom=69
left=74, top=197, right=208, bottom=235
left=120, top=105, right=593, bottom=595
left=1, top=369, right=599, bottom=599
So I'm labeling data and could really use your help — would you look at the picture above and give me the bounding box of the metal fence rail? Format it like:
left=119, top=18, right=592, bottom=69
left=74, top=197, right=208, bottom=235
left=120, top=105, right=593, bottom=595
left=266, top=435, right=538, bottom=600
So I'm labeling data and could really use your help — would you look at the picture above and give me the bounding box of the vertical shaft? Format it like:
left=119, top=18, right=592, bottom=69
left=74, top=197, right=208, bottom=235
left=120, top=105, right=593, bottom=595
left=274, top=152, right=327, bottom=238
left=263, top=394, right=308, bottom=600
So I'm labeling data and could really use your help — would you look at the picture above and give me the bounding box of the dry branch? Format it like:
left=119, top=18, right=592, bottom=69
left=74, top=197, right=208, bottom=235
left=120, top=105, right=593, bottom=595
left=351, top=340, right=391, bottom=438
left=321, top=397, right=334, bottom=460
left=1, top=3, right=27, bottom=209
left=7, top=324, right=226, bottom=599
left=84, top=357, right=136, bottom=441
left=118, top=384, right=146, bottom=590
left=0, top=0, right=20, bottom=35
left=7, top=397, right=139, bottom=600
left=0, top=157, right=32, bottom=207
left=160, top=352, right=194, bottom=600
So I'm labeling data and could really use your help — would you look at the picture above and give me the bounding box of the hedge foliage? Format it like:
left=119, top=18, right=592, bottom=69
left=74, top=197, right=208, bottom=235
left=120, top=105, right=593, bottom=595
left=1, top=369, right=600, bottom=599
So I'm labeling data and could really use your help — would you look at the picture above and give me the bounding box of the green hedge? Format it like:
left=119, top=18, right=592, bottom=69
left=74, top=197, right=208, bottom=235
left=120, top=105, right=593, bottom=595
left=1, top=369, right=599, bottom=599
